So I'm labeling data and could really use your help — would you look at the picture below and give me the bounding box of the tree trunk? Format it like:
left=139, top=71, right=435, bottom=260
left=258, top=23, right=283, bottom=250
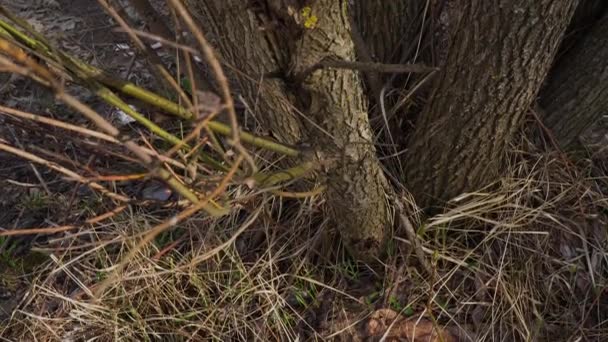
left=403, top=0, right=578, bottom=208
left=184, top=1, right=304, bottom=145
left=352, top=0, right=437, bottom=174
left=559, top=0, right=607, bottom=56
left=352, top=0, right=427, bottom=104
left=540, top=13, right=608, bottom=148
left=186, top=0, right=391, bottom=260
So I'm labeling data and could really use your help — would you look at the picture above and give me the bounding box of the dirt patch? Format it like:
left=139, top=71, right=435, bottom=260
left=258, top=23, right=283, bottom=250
left=0, top=1, right=607, bottom=341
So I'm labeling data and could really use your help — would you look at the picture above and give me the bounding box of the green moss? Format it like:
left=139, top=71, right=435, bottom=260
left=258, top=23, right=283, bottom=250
left=18, top=190, right=49, bottom=210
left=0, top=246, right=49, bottom=296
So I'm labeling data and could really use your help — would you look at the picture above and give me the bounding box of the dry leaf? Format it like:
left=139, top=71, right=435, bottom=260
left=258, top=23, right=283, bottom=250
left=194, top=90, right=222, bottom=116
left=365, top=309, right=458, bottom=342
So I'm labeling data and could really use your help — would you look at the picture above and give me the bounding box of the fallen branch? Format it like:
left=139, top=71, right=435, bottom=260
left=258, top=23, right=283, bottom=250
left=294, top=59, right=438, bottom=84
left=0, top=205, right=127, bottom=236
left=394, top=195, right=433, bottom=275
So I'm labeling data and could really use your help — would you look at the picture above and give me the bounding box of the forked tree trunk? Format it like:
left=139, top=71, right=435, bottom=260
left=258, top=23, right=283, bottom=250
left=186, top=0, right=391, bottom=260
left=540, top=13, right=608, bottom=148
left=403, top=0, right=578, bottom=208
left=183, top=1, right=304, bottom=145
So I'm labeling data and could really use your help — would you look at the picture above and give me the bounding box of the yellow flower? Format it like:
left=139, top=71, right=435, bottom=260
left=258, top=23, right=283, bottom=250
left=301, top=6, right=318, bottom=29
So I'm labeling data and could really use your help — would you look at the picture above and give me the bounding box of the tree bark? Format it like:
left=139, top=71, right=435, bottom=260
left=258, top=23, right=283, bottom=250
left=352, top=0, right=438, bottom=174
left=352, top=0, right=424, bottom=103
left=184, top=0, right=304, bottom=145
left=559, top=0, right=608, bottom=56
left=354, top=0, right=432, bottom=66
left=186, top=0, right=391, bottom=260
left=540, top=13, right=608, bottom=148
left=404, top=0, right=578, bottom=208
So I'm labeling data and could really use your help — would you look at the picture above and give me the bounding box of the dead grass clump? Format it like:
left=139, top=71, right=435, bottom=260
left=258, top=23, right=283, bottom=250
left=6, top=137, right=605, bottom=341
left=2, top=191, right=344, bottom=341
left=394, top=138, right=608, bottom=341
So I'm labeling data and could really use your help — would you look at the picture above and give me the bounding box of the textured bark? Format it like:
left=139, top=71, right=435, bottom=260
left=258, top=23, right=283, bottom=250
left=404, top=0, right=578, bottom=208
left=353, top=1, right=434, bottom=102
left=289, top=0, right=391, bottom=257
left=186, top=0, right=390, bottom=259
left=560, top=0, right=608, bottom=55
left=354, top=0, right=429, bottom=65
left=352, top=0, right=437, bottom=157
left=540, top=13, right=608, bottom=148
left=184, top=1, right=304, bottom=144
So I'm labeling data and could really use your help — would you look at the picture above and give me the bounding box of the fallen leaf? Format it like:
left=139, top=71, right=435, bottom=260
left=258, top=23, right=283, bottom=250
left=194, top=90, right=222, bottom=116
left=365, top=309, right=459, bottom=342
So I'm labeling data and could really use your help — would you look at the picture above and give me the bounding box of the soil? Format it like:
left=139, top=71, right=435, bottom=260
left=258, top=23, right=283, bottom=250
left=0, top=0, right=159, bottom=323
left=1, top=1, right=606, bottom=340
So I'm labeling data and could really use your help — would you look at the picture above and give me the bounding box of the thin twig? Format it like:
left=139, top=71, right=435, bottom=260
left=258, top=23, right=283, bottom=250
left=93, top=155, right=244, bottom=298
left=295, top=60, right=438, bottom=83
left=8, top=126, right=52, bottom=196
left=0, top=139, right=130, bottom=202
left=0, top=105, right=187, bottom=169
left=114, top=27, right=199, bottom=55
left=394, top=196, right=433, bottom=275
left=97, top=0, right=193, bottom=108
left=0, top=205, right=127, bottom=236
left=271, top=185, right=326, bottom=198
left=167, top=0, right=257, bottom=172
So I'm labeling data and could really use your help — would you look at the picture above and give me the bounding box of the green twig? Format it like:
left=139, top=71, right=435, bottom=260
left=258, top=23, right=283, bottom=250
left=0, top=16, right=227, bottom=171
left=251, top=161, right=317, bottom=187
left=0, top=12, right=311, bottom=192
left=0, top=15, right=300, bottom=158
left=156, top=168, right=229, bottom=216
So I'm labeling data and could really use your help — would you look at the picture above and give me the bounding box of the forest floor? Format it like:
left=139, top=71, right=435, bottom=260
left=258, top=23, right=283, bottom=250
left=0, top=1, right=607, bottom=341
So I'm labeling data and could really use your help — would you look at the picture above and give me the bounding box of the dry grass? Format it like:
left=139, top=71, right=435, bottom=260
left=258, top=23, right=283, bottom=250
left=404, top=136, right=608, bottom=341
left=2, top=189, right=331, bottom=341
left=1, top=133, right=606, bottom=341
left=0, top=1, right=607, bottom=341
